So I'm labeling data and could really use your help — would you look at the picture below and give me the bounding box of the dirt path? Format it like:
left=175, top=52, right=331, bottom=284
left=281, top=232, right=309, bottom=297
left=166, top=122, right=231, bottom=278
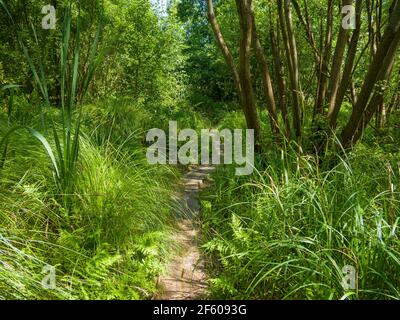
left=156, top=164, right=216, bottom=300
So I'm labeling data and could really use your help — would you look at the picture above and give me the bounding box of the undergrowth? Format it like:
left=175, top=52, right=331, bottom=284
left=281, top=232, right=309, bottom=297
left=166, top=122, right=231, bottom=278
left=0, top=100, right=180, bottom=300
left=201, top=123, right=400, bottom=300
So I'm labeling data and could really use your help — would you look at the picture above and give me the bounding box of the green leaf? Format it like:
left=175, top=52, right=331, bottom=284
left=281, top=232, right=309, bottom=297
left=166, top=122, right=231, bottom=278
left=1, top=84, right=22, bottom=91
left=0, top=126, right=60, bottom=178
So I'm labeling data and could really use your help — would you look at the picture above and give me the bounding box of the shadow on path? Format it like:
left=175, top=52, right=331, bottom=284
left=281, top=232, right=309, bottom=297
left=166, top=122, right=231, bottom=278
left=156, top=164, right=216, bottom=300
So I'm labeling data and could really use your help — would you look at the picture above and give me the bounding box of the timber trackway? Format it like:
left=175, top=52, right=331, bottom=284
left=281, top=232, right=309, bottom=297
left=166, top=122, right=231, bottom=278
left=156, top=164, right=216, bottom=300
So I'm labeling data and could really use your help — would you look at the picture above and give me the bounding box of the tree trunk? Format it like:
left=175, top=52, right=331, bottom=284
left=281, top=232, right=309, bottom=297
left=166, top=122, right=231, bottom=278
left=250, top=7, right=280, bottom=137
left=326, top=0, right=353, bottom=122
left=314, top=0, right=334, bottom=118
left=207, top=0, right=242, bottom=101
left=277, top=0, right=302, bottom=138
left=341, top=0, right=400, bottom=147
left=270, top=16, right=291, bottom=140
left=351, top=30, right=400, bottom=143
left=328, top=0, right=362, bottom=128
left=207, top=0, right=262, bottom=142
left=236, top=0, right=262, bottom=142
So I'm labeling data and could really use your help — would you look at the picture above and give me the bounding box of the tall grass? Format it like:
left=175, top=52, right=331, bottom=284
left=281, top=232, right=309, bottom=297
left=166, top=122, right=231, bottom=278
left=0, top=2, right=104, bottom=215
left=0, top=106, right=179, bottom=299
left=201, top=142, right=400, bottom=299
left=0, top=2, right=180, bottom=300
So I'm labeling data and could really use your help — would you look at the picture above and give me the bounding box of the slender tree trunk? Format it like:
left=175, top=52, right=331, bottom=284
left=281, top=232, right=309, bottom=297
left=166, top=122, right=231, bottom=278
left=207, top=0, right=262, bottom=142
left=250, top=7, right=280, bottom=137
left=352, top=31, right=400, bottom=142
left=367, top=0, right=377, bottom=60
left=207, top=0, right=242, bottom=101
left=270, top=16, right=291, bottom=140
left=292, top=0, right=321, bottom=64
left=387, top=78, right=400, bottom=119
left=327, top=0, right=353, bottom=119
left=366, top=1, right=387, bottom=128
left=350, top=81, right=358, bottom=106
left=314, top=0, right=334, bottom=118
left=328, top=0, right=362, bottom=128
left=341, top=0, right=400, bottom=147
left=278, top=0, right=302, bottom=138
left=236, top=0, right=262, bottom=142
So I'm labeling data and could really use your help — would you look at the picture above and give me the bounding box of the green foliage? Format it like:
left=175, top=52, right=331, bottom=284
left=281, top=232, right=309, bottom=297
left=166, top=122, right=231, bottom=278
left=0, top=104, right=178, bottom=299
left=2, top=0, right=400, bottom=302
left=177, top=0, right=237, bottom=104
left=202, top=142, right=400, bottom=299
left=0, top=2, right=184, bottom=300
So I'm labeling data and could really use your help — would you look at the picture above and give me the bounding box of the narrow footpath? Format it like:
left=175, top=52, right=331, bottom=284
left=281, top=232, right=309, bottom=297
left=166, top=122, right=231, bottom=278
left=156, top=164, right=216, bottom=300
